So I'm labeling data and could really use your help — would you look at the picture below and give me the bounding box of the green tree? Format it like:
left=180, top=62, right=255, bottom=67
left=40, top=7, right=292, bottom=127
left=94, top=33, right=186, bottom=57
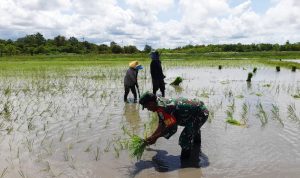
left=0, top=43, right=5, bottom=56
left=144, top=44, right=152, bottom=53
left=54, top=35, right=66, bottom=47
left=6, top=44, right=17, bottom=55
left=98, top=44, right=109, bottom=53
left=124, top=45, right=139, bottom=54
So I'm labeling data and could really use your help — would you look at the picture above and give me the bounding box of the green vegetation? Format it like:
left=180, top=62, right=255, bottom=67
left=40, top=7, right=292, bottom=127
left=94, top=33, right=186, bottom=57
left=253, top=67, right=257, bottom=73
left=0, top=32, right=300, bottom=57
left=128, top=135, right=146, bottom=160
left=226, top=118, right=242, bottom=126
left=246, top=72, right=253, bottom=82
left=276, top=66, right=280, bottom=72
left=170, top=77, right=183, bottom=86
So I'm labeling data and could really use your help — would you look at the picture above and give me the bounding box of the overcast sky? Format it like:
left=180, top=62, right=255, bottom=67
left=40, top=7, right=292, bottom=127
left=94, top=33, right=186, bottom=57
left=0, top=0, right=299, bottom=49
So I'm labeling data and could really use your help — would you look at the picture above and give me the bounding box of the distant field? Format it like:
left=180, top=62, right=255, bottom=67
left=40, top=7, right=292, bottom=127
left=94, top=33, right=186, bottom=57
left=0, top=51, right=300, bottom=73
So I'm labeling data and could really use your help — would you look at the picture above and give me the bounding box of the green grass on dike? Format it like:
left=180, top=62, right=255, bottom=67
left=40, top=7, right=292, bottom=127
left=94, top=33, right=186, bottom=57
left=0, top=51, right=300, bottom=73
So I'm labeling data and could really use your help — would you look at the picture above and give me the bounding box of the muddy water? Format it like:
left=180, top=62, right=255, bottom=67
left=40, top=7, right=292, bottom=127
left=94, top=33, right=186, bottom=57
left=0, top=66, right=300, bottom=178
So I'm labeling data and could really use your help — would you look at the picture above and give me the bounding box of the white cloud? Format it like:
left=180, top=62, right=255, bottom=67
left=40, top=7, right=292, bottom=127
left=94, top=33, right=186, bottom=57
left=0, top=0, right=299, bottom=49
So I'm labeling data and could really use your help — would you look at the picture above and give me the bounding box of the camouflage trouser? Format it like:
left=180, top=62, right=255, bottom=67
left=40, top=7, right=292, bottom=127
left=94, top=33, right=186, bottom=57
left=179, top=115, right=208, bottom=150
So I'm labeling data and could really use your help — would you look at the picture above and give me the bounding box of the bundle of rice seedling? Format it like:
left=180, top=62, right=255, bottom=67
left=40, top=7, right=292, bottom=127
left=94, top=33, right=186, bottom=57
left=226, top=117, right=241, bottom=126
left=170, top=77, right=183, bottom=86
left=128, top=135, right=146, bottom=160
left=246, top=72, right=253, bottom=82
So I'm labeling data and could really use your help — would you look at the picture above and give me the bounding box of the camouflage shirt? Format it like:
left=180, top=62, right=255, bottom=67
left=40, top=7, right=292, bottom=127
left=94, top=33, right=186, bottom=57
left=156, top=97, right=209, bottom=138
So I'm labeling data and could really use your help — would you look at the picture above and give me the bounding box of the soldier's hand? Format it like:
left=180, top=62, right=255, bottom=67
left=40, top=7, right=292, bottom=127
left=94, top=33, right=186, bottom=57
left=145, top=137, right=156, bottom=145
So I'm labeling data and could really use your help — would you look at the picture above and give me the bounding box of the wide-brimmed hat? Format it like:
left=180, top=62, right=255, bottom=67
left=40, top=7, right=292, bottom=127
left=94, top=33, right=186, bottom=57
left=129, top=61, right=139, bottom=68
left=139, top=92, right=157, bottom=109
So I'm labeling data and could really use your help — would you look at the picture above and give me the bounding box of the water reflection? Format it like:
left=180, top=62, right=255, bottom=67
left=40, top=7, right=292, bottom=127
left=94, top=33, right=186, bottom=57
left=130, top=145, right=209, bottom=177
left=171, top=85, right=184, bottom=94
left=123, top=103, right=141, bottom=132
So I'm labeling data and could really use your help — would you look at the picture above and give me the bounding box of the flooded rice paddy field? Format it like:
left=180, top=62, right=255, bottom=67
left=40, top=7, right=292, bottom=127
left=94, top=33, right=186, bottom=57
left=0, top=63, right=300, bottom=178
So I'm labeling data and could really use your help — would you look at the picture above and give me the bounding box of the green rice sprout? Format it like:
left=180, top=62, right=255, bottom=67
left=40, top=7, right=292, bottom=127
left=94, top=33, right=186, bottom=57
left=246, top=72, right=253, bottom=82
left=207, top=108, right=215, bottom=123
left=240, top=102, right=249, bottom=125
left=287, top=103, right=299, bottom=122
left=128, top=135, right=146, bottom=160
left=276, top=66, right=280, bottom=72
left=113, top=144, right=120, bottom=158
left=226, top=118, right=241, bottom=126
left=253, top=67, right=257, bottom=73
left=0, top=167, right=8, bottom=178
left=84, top=144, right=92, bottom=152
left=95, top=146, right=100, bottom=161
left=271, top=104, right=284, bottom=127
left=18, top=169, right=26, bottom=178
left=170, top=77, right=183, bottom=86
left=235, top=95, right=244, bottom=99
left=59, top=130, right=64, bottom=142
left=292, top=66, right=296, bottom=72
left=263, top=84, right=271, bottom=87
left=256, top=103, right=268, bottom=126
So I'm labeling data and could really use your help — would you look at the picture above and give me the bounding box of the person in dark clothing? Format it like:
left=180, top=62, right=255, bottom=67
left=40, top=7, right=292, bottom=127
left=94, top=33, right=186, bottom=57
left=124, top=61, right=143, bottom=103
left=150, top=51, right=165, bottom=97
left=139, top=92, right=209, bottom=160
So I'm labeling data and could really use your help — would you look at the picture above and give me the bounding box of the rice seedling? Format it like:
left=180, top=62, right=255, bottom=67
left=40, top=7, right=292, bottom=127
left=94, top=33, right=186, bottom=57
left=240, top=102, right=250, bottom=125
left=235, top=94, right=244, bottom=99
left=276, top=66, right=280, bottom=72
left=104, top=140, right=112, bottom=152
left=246, top=72, right=253, bottom=82
left=69, top=156, right=76, bottom=169
left=59, top=130, right=64, bottom=142
left=292, top=66, right=297, bottom=72
left=218, top=65, right=222, bottom=70
left=63, top=149, right=70, bottom=161
left=292, top=89, right=300, bottom=99
left=207, top=108, right=215, bottom=123
left=253, top=67, right=257, bottom=73
left=25, top=137, right=34, bottom=152
left=0, top=167, right=8, bottom=178
left=113, top=144, right=120, bottom=158
left=94, top=146, right=100, bottom=161
left=226, top=99, right=235, bottom=117
left=271, top=104, right=284, bottom=127
left=256, top=102, right=268, bottom=126
left=18, top=169, right=27, bottom=178
left=220, top=80, right=230, bottom=85
left=128, top=135, right=146, bottom=160
left=287, top=103, right=299, bottom=122
left=6, top=126, right=13, bottom=135
left=226, top=118, right=242, bottom=126
left=84, top=144, right=92, bottom=152
left=263, top=84, right=271, bottom=87
left=170, top=77, right=183, bottom=86
left=255, top=93, right=263, bottom=97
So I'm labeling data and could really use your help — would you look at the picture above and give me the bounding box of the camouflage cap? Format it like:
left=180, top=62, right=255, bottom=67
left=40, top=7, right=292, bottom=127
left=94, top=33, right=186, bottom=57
left=139, top=92, right=157, bottom=109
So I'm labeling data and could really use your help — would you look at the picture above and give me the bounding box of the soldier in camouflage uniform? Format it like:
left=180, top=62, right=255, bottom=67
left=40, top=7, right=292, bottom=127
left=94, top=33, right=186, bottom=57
left=139, top=92, right=209, bottom=160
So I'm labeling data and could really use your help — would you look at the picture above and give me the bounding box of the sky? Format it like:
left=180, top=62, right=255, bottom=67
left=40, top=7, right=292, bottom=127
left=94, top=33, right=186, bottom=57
left=0, top=0, right=300, bottom=49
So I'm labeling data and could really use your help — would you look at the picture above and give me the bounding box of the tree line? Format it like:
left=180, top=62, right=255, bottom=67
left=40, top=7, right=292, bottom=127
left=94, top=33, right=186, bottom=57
left=169, top=41, right=300, bottom=53
left=0, top=32, right=299, bottom=56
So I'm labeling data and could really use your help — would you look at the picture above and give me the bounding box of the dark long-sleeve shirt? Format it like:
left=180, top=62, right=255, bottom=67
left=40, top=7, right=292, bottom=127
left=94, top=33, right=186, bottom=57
left=150, top=59, right=164, bottom=80
left=124, top=67, right=137, bottom=87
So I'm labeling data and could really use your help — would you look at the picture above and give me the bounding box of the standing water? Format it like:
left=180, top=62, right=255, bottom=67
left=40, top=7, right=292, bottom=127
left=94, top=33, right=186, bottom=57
left=0, top=65, right=299, bottom=178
